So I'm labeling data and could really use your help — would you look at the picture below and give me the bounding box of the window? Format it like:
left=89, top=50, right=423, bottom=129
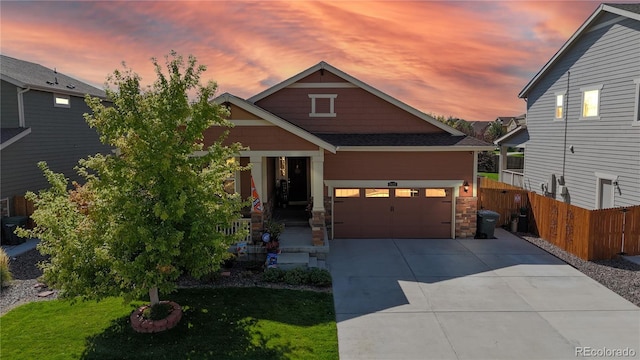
left=395, top=189, right=419, bottom=198
left=554, top=93, right=564, bottom=120
left=365, top=188, right=389, bottom=198
left=425, top=188, right=447, bottom=197
left=335, top=189, right=360, bottom=198
left=634, top=78, right=640, bottom=124
left=54, top=94, right=70, bottom=108
left=309, top=94, right=337, bottom=117
left=580, top=85, right=603, bottom=119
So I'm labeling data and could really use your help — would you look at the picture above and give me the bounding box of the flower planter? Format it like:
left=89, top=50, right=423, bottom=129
left=130, top=301, right=182, bottom=333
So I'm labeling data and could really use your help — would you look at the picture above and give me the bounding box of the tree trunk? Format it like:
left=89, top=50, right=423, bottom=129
left=149, top=287, right=160, bottom=306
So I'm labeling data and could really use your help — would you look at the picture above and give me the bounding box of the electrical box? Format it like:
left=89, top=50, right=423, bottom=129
left=558, top=185, right=568, bottom=196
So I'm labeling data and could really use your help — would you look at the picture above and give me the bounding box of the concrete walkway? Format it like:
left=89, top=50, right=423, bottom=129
left=328, top=229, right=640, bottom=360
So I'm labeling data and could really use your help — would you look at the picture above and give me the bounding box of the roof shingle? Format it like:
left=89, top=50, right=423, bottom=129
left=314, top=133, right=492, bottom=147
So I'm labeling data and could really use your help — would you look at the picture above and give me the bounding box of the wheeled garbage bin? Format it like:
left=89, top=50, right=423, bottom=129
left=1, top=216, right=28, bottom=245
left=476, top=210, right=500, bottom=239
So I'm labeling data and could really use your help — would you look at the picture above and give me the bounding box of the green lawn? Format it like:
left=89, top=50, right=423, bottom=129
left=479, top=172, right=499, bottom=181
left=1, top=288, right=338, bottom=360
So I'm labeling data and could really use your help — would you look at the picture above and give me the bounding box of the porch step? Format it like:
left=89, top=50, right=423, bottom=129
left=277, top=252, right=309, bottom=270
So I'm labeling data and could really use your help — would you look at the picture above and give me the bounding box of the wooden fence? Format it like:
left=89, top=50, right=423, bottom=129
left=479, top=177, right=640, bottom=260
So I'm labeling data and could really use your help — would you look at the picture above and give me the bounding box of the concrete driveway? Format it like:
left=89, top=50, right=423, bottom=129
left=328, top=229, right=640, bottom=360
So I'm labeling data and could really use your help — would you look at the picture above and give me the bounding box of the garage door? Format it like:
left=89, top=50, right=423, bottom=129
left=333, top=188, right=453, bottom=239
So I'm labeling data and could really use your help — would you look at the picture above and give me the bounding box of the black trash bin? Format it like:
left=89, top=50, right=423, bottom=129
left=476, top=210, right=500, bottom=239
left=1, top=216, right=28, bottom=245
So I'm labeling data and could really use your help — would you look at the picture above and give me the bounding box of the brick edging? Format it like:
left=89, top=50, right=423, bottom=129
left=130, top=301, right=182, bottom=333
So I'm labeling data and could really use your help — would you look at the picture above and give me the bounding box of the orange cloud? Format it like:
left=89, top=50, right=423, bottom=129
left=0, top=1, right=614, bottom=120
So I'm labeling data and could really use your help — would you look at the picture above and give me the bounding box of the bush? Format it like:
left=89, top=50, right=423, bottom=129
left=262, top=268, right=285, bottom=283
left=307, top=268, right=332, bottom=287
left=142, top=302, right=172, bottom=320
left=283, top=267, right=308, bottom=285
left=0, top=248, right=12, bottom=287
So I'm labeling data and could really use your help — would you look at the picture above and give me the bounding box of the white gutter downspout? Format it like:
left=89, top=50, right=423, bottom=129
left=17, top=87, right=31, bottom=127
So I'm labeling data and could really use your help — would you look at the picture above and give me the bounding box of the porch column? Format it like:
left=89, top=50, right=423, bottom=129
left=249, top=156, right=264, bottom=243
left=498, top=146, right=508, bottom=182
left=310, top=152, right=325, bottom=246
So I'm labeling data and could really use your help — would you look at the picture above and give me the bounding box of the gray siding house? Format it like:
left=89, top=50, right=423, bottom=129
left=0, top=55, right=111, bottom=215
left=518, top=3, right=640, bottom=210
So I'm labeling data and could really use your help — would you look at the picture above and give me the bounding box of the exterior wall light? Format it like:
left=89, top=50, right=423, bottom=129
left=463, top=181, right=469, bottom=193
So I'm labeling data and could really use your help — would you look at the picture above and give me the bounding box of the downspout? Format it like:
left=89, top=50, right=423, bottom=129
left=561, top=72, right=570, bottom=183
left=17, top=87, right=31, bottom=127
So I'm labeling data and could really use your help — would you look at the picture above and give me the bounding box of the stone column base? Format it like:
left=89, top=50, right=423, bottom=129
left=311, top=210, right=326, bottom=246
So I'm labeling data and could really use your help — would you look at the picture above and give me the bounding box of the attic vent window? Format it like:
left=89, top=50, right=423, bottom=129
left=54, top=94, right=70, bottom=108
left=309, top=94, right=337, bottom=117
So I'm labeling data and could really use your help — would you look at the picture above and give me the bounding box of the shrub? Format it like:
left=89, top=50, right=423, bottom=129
left=307, top=268, right=332, bottom=287
left=262, top=268, right=285, bottom=283
left=283, top=267, right=308, bottom=285
left=0, top=248, right=12, bottom=287
left=142, top=302, right=172, bottom=320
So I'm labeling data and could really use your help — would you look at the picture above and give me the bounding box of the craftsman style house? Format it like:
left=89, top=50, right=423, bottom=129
left=207, top=62, right=493, bottom=243
left=518, top=3, right=640, bottom=210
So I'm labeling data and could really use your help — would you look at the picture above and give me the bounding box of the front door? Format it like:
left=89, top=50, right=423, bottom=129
left=287, top=157, right=308, bottom=203
left=598, top=179, right=614, bottom=209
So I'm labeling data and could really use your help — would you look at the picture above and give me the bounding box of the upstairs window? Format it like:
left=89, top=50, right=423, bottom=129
left=54, top=93, right=70, bottom=108
left=309, top=94, right=337, bottom=117
left=554, top=92, right=564, bottom=120
left=580, top=85, right=602, bottom=120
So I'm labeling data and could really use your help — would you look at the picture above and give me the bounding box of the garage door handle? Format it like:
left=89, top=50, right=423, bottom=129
left=390, top=206, right=394, bottom=212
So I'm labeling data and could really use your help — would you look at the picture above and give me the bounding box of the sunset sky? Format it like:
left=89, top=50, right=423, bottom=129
left=0, top=1, right=627, bottom=120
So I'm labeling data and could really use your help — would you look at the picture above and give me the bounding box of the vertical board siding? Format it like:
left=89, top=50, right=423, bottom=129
left=523, top=16, right=640, bottom=209
left=480, top=178, right=639, bottom=260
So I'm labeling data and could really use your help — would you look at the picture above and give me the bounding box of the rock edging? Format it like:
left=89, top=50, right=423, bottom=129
left=130, top=301, right=182, bottom=333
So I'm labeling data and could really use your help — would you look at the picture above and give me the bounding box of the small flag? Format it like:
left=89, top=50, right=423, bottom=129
left=251, top=175, right=263, bottom=213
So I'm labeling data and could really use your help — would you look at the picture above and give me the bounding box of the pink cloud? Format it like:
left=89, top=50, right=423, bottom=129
left=1, top=1, right=616, bottom=120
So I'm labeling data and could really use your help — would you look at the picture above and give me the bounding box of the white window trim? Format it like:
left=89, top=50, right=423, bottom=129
left=594, top=172, right=618, bottom=209
left=54, top=93, right=70, bottom=108
left=309, top=94, right=337, bottom=117
left=579, top=84, right=603, bottom=120
left=633, top=78, right=640, bottom=126
left=554, top=91, right=566, bottom=121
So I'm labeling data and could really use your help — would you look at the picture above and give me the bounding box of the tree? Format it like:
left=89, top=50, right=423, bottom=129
left=21, top=52, right=247, bottom=305
left=484, top=120, right=505, bottom=143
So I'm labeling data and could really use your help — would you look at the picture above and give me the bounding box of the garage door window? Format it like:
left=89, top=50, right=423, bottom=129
left=425, top=188, right=447, bottom=197
left=365, top=188, right=389, bottom=198
left=395, top=189, right=419, bottom=197
left=335, top=188, right=360, bottom=198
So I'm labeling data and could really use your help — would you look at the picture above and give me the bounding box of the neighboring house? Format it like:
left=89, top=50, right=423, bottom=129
left=207, top=61, right=493, bottom=243
left=0, top=55, right=111, bottom=215
left=468, top=121, right=491, bottom=140
left=517, top=3, right=640, bottom=209
left=494, top=123, right=529, bottom=187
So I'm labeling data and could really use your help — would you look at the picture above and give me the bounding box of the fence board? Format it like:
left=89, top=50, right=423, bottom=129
left=479, top=178, right=640, bottom=260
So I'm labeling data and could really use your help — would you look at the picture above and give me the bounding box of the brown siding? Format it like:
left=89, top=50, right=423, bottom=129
left=256, top=87, right=443, bottom=134
left=228, top=104, right=262, bottom=120
left=203, top=126, right=318, bottom=151
left=324, top=151, right=475, bottom=196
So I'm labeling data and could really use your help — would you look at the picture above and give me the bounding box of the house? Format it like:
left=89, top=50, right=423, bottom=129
left=494, top=116, right=528, bottom=187
left=517, top=3, right=640, bottom=209
left=0, top=55, right=111, bottom=216
left=468, top=121, right=491, bottom=140
left=207, top=61, right=493, bottom=245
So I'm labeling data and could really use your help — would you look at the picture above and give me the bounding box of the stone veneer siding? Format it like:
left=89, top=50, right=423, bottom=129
left=455, top=197, right=477, bottom=238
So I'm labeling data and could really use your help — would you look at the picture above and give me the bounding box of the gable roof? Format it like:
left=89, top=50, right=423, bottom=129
left=248, top=61, right=465, bottom=136
left=0, top=54, right=105, bottom=98
left=519, top=3, right=640, bottom=98
left=213, top=92, right=338, bottom=153
left=494, top=125, right=529, bottom=148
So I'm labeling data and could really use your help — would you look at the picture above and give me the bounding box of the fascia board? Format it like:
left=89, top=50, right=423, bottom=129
left=519, top=4, right=606, bottom=98
left=336, top=145, right=495, bottom=152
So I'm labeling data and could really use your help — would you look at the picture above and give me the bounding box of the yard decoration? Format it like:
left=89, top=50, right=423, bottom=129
left=18, top=52, right=248, bottom=331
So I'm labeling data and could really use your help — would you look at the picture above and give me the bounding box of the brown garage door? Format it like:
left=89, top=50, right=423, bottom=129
left=333, top=188, right=453, bottom=239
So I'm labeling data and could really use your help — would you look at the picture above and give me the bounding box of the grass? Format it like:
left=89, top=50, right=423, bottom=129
left=0, top=287, right=338, bottom=360
left=479, top=172, right=499, bottom=181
